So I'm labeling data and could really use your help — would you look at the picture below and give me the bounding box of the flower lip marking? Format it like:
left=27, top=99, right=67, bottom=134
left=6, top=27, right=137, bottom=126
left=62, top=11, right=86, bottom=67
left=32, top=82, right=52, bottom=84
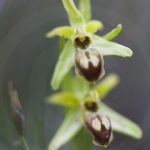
left=79, top=51, right=99, bottom=69
left=101, top=116, right=110, bottom=130
left=92, top=117, right=101, bottom=131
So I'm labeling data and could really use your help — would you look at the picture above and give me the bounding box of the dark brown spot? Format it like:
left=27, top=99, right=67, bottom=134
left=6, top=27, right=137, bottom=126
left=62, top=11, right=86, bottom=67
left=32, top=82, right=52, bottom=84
left=84, top=101, right=98, bottom=112
left=74, top=36, right=92, bottom=49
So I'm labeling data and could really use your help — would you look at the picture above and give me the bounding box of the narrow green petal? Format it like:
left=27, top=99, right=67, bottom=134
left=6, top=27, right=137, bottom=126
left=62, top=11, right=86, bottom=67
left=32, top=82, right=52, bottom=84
left=79, top=0, right=91, bottom=22
left=93, top=73, right=120, bottom=99
left=45, top=26, right=75, bottom=39
left=85, top=20, right=103, bottom=34
left=93, top=34, right=133, bottom=57
left=51, top=40, right=74, bottom=90
left=48, top=108, right=82, bottom=150
left=102, top=24, right=122, bottom=41
left=46, top=92, right=80, bottom=107
left=101, top=103, right=143, bottom=139
left=62, top=0, right=85, bottom=27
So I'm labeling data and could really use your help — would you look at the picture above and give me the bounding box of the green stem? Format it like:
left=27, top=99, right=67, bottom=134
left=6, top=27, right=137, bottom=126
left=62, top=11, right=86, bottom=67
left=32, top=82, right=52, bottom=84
left=19, top=136, right=30, bottom=150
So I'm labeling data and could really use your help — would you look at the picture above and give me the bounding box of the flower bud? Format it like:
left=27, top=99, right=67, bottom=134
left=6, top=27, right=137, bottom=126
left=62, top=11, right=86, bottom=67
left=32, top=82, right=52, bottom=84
left=75, top=45, right=105, bottom=82
left=8, top=82, right=25, bottom=136
left=84, top=112, right=113, bottom=147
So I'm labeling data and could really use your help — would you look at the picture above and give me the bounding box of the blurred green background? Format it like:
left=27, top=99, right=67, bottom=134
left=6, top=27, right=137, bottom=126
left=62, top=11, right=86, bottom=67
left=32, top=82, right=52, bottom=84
left=0, top=0, right=150, bottom=149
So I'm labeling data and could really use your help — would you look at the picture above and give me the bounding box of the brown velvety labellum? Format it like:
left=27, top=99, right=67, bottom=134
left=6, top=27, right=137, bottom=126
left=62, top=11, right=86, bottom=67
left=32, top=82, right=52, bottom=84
left=75, top=47, right=104, bottom=82
left=85, top=113, right=112, bottom=147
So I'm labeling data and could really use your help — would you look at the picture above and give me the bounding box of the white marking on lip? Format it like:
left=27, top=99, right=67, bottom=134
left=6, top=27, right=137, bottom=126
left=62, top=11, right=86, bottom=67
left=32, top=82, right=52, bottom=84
left=79, top=53, right=89, bottom=69
left=89, top=55, right=99, bottom=67
left=92, top=117, right=101, bottom=131
left=79, top=53, right=99, bottom=69
left=101, top=116, right=110, bottom=130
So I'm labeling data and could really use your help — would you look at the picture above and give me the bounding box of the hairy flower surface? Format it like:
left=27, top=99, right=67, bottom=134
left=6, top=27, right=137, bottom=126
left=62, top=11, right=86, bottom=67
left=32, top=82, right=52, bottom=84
left=75, top=44, right=104, bottom=82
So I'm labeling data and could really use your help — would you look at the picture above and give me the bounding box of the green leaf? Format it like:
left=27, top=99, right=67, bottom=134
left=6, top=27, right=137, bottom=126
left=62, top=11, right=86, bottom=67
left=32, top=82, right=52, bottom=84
left=62, top=0, right=85, bottom=28
left=45, top=26, right=75, bottom=39
left=51, top=40, right=74, bottom=90
left=100, top=103, right=143, bottom=139
left=78, top=0, right=91, bottom=22
left=102, top=24, right=122, bottom=41
left=93, top=34, right=133, bottom=57
left=59, top=36, right=65, bottom=53
left=85, top=20, right=103, bottom=34
left=48, top=108, right=82, bottom=150
left=46, top=92, right=80, bottom=107
left=93, top=73, right=120, bottom=99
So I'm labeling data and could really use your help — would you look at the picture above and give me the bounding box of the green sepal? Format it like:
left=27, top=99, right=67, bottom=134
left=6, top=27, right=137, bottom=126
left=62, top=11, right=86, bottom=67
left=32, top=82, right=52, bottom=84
left=70, top=76, right=91, bottom=99
left=71, top=128, right=92, bottom=150
left=93, top=34, right=133, bottom=57
left=59, top=36, right=65, bottom=53
left=79, top=0, right=91, bottom=23
left=102, top=24, right=122, bottom=41
left=85, top=20, right=103, bottom=34
left=48, top=108, right=82, bottom=150
left=51, top=40, right=74, bottom=90
left=61, top=72, right=73, bottom=92
left=62, top=74, right=91, bottom=99
left=62, top=0, right=85, bottom=28
left=45, top=26, right=75, bottom=39
left=46, top=92, right=80, bottom=107
left=100, top=103, right=143, bottom=139
left=93, top=73, right=120, bottom=99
